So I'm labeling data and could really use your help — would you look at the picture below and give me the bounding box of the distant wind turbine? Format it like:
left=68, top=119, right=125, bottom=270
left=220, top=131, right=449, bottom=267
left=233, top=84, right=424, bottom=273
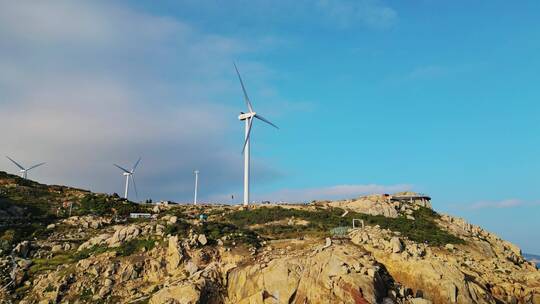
left=234, top=63, right=279, bottom=206
left=114, top=158, right=141, bottom=200
left=6, top=156, right=46, bottom=179
left=193, top=170, right=199, bottom=205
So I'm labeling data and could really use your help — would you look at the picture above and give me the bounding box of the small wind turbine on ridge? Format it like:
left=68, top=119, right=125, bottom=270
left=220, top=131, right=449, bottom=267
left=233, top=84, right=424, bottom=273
left=114, top=157, right=141, bottom=201
left=6, top=156, right=46, bottom=179
left=193, top=170, right=199, bottom=205
left=234, top=63, right=279, bottom=207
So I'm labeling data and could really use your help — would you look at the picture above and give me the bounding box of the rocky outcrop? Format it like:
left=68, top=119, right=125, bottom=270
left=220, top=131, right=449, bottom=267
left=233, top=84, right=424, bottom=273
left=149, top=283, right=200, bottom=304
left=62, top=215, right=112, bottom=229
left=2, top=189, right=539, bottom=304
left=328, top=193, right=430, bottom=218
left=78, top=223, right=154, bottom=251
left=227, top=243, right=392, bottom=304
left=349, top=218, right=540, bottom=304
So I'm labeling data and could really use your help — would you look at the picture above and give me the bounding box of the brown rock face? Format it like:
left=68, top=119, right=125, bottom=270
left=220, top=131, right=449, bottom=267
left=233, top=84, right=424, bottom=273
left=149, top=282, right=201, bottom=304
left=227, top=244, right=390, bottom=304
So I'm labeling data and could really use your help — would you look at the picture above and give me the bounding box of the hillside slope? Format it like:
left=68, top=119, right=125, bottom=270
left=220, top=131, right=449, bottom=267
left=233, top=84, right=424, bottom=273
left=0, top=172, right=538, bottom=304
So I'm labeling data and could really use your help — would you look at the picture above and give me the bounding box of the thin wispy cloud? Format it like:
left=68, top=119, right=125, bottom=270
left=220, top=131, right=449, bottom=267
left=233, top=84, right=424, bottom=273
left=176, top=0, right=397, bottom=31
left=467, top=199, right=540, bottom=210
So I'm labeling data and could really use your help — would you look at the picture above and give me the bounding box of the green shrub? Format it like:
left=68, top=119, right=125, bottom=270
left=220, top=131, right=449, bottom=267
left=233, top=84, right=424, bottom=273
left=116, top=239, right=156, bottom=256
left=164, top=220, right=191, bottom=236
left=44, top=284, right=55, bottom=293
left=164, top=219, right=262, bottom=248
left=29, top=254, right=75, bottom=276
left=76, top=194, right=148, bottom=217
left=73, top=245, right=110, bottom=261
left=195, top=222, right=261, bottom=248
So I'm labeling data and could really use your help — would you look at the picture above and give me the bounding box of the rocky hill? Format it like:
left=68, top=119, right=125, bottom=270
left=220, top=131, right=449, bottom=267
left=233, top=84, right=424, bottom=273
left=525, top=254, right=540, bottom=268
left=0, top=171, right=538, bottom=304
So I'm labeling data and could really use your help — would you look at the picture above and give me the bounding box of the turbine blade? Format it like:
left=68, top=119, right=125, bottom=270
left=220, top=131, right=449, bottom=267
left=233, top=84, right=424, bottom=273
left=242, top=117, right=254, bottom=154
left=234, top=63, right=254, bottom=113
left=255, top=114, right=279, bottom=129
left=132, top=157, right=142, bottom=172
left=114, top=164, right=130, bottom=174
left=27, top=162, right=46, bottom=171
left=6, top=156, right=25, bottom=170
left=131, top=175, right=139, bottom=199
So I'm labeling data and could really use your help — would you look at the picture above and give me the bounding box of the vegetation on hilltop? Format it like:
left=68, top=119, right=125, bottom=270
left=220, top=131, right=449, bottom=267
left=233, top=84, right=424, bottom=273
left=225, top=206, right=464, bottom=246
left=0, top=171, right=147, bottom=254
left=165, top=218, right=262, bottom=248
left=75, top=194, right=149, bottom=217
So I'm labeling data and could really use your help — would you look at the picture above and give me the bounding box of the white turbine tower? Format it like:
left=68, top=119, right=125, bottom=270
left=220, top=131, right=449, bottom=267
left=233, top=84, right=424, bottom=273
left=114, top=158, right=141, bottom=200
left=6, top=156, right=46, bottom=179
left=193, top=170, right=199, bottom=205
left=234, top=63, right=279, bottom=207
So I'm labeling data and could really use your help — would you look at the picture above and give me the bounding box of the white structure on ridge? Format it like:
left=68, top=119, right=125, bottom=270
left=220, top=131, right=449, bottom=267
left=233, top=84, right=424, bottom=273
left=6, top=156, right=46, bottom=179
left=193, top=170, right=199, bottom=205
left=114, top=157, right=141, bottom=200
left=234, top=63, right=279, bottom=206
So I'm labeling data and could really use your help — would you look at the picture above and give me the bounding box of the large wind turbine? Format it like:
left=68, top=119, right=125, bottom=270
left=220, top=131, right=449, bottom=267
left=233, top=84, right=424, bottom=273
left=6, top=156, right=46, bottom=179
left=114, top=158, right=141, bottom=200
left=234, top=63, right=279, bottom=206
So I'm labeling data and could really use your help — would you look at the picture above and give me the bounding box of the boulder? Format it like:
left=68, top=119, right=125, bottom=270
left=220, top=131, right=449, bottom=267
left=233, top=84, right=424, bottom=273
left=185, top=261, right=199, bottom=276
left=16, top=259, right=33, bottom=270
left=12, top=241, right=30, bottom=258
left=197, top=234, right=208, bottom=246
left=107, top=225, right=140, bottom=247
left=149, top=283, right=200, bottom=304
left=166, top=236, right=182, bottom=272
left=51, top=245, right=63, bottom=253
left=409, top=298, right=433, bottom=304
left=390, top=237, right=403, bottom=253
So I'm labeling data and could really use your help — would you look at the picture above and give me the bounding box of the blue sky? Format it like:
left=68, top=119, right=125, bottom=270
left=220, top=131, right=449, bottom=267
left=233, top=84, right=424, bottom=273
left=0, top=1, right=538, bottom=252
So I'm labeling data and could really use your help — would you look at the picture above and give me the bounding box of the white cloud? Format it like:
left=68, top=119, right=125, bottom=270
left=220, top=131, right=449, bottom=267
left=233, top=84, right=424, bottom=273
left=469, top=199, right=523, bottom=210
left=0, top=0, right=282, bottom=201
left=208, top=183, right=411, bottom=203
left=0, top=1, right=185, bottom=47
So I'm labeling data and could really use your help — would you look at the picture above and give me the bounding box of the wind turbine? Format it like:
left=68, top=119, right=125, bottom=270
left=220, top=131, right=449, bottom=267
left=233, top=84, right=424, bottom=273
left=6, top=156, right=46, bottom=179
left=113, top=158, right=141, bottom=201
left=193, top=170, right=199, bottom=205
left=234, top=63, right=279, bottom=207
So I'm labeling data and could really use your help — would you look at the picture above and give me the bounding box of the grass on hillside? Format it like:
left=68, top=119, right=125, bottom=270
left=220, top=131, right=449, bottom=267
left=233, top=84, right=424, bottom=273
left=225, top=206, right=464, bottom=246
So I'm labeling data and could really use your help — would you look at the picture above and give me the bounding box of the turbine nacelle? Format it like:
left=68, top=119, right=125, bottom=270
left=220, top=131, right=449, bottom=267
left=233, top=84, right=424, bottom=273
left=238, top=112, right=256, bottom=120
